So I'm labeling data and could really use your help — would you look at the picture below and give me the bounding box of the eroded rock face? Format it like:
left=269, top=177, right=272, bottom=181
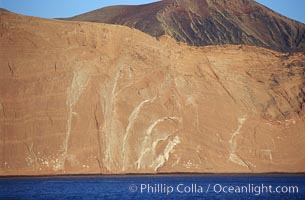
left=68, top=0, right=305, bottom=53
left=0, top=11, right=305, bottom=176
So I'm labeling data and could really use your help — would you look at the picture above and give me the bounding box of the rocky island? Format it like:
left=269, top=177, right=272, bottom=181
left=0, top=0, right=305, bottom=176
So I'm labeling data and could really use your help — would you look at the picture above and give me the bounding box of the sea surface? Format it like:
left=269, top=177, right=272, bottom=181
left=0, top=174, right=304, bottom=199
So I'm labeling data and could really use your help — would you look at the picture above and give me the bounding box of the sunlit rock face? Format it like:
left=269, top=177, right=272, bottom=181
left=68, top=0, right=305, bottom=53
left=0, top=11, right=305, bottom=176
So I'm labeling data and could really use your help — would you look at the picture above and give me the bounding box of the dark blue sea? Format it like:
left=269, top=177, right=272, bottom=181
left=0, top=174, right=304, bottom=200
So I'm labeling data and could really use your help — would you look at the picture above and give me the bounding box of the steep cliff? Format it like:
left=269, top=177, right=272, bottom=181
left=68, top=0, right=305, bottom=53
left=0, top=11, right=305, bottom=176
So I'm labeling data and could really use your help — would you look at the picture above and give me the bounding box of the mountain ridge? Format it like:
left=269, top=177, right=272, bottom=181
left=68, top=0, right=305, bottom=53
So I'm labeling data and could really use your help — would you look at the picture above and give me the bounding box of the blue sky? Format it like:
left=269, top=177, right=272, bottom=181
left=0, top=0, right=304, bottom=23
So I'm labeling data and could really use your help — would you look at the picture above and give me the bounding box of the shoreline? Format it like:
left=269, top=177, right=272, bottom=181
left=1, top=172, right=305, bottom=179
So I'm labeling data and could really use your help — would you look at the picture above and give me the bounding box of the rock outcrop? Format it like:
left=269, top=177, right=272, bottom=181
left=0, top=11, right=305, bottom=176
left=68, top=0, right=305, bottom=53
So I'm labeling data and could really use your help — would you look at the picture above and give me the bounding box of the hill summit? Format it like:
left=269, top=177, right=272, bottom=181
left=68, top=0, right=305, bottom=52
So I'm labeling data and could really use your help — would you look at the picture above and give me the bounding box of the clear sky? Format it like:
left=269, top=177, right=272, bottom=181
left=0, top=0, right=304, bottom=23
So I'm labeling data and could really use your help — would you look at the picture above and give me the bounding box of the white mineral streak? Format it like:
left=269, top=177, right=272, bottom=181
left=122, top=97, right=156, bottom=170
left=136, top=117, right=181, bottom=170
left=99, top=63, right=123, bottom=171
left=151, top=136, right=181, bottom=171
left=53, top=69, right=90, bottom=171
left=228, top=114, right=249, bottom=168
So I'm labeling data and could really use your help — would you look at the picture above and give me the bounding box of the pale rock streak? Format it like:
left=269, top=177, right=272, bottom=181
left=228, top=114, right=249, bottom=168
left=151, top=136, right=181, bottom=171
left=53, top=69, right=90, bottom=171
left=122, top=97, right=156, bottom=170
left=99, top=63, right=123, bottom=171
left=136, top=117, right=181, bottom=169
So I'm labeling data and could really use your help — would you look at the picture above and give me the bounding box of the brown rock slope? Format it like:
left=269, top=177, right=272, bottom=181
left=0, top=11, right=305, bottom=176
left=68, top=0, right=305, bottom=53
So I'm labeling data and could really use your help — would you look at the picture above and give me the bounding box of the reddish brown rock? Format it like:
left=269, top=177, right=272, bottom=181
left=68, top=0, right=305, bottom=53
left=0, top=11, right=305, bottom=176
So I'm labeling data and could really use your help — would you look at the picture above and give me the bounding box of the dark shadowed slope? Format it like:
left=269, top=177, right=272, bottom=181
left=0, top=8, right=9, bottom=14
left=67, top=0, right=305, bottom=52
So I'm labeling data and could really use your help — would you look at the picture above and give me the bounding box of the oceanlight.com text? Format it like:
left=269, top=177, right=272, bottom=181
left=129, top=183, right=299, bottom=196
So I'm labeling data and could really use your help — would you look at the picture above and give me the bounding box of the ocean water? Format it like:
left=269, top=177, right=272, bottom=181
left=0, top=174, right=304, bottom=200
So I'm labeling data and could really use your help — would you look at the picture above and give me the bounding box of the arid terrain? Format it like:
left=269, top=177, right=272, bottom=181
left=0, top=9, right=305, bottom=176
left=68, top=0, right=305, bottom=52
